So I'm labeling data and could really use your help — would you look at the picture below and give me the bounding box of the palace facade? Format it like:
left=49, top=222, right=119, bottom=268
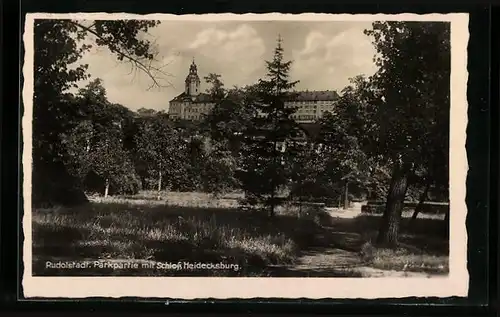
left=168, top=60, right=339, bottom=123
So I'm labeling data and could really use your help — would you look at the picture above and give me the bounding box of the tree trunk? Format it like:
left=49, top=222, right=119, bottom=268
left=157, top=172, right=162, bottom=200
left=410, top=179, right=431, bottom=225
left=343, top=180, right=349, bottom=209
left=157, top=162, right=163, bottom=200
left=376, top=161, right=411, bottom=248
left=269, top=139, right=277, bottom=218
left=104, top=178, right=110, bottom=198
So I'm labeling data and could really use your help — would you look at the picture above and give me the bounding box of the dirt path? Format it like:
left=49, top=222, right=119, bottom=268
left=279, top=207, right=436, bottom=278
left=287, top=246, right=436, bottom=277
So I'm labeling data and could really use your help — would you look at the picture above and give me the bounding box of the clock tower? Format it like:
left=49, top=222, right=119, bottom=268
left=185, top=58, right=201, bottom=96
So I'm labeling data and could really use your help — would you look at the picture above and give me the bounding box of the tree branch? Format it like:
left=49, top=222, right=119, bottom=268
left=69, top=20, right=174, bottom=90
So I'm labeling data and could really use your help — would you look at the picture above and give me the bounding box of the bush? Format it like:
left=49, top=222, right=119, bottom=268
left=82, top=169, right=141, bottom=196
left=110, top=170, right=142, bottom=195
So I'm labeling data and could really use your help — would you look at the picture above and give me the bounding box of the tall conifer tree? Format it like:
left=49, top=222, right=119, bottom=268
left=238, top=35, right=301, bottom=217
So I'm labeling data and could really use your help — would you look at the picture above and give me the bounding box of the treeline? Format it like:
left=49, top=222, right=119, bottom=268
left=61, top=83, right=240, bottom=197
left=32, top=19, right=450, bottom=248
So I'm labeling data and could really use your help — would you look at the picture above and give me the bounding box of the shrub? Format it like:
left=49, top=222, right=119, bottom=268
left=110, top=169, right=142, bottom=195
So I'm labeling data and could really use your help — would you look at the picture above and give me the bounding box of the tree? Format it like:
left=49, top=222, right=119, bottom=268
left=61, top=118, right=94, bottom=182
left=134, top=113, right=185, bottom=198
left=204, top=73, right=226, bottom=102
left=289, top=139, right=335, bottom=202
left=314, top=76, right=376, bottom=208
left=89, top=131, right=136, bottom=197
left=32, top=19, right=165, bottom=207
left=137, top=108, right=158, bottom=117
left=205, top=84, right=259, bottom=156
left=237, top=36, right=301, bottom=217
left=61, top=79, right=140, bottom=196
left=200, top=139, right=238, bottom=196
left=364, top=21, right=450, bottom=247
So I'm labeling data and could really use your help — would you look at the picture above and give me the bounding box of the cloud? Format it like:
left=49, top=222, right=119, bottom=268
left=291, top=27, right=378, bottom=92
left=187, top=24, right=266, bottom=78
left=73, top=21, right=377, bottom=111
left=76, top=23, right=266, bottom=111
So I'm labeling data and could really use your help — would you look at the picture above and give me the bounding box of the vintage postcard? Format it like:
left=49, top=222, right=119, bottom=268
left=22, top=12, right=469, bottom=299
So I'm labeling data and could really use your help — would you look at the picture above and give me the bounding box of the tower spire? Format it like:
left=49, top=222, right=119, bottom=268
left=185, top=58, right=200, bottom=96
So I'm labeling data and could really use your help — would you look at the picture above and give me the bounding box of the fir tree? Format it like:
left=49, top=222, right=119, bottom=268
left=238, top=35, right=301, bottom=217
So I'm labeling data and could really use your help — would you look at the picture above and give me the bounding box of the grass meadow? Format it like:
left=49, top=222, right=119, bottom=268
left=32, top=191, right=449, bottom=277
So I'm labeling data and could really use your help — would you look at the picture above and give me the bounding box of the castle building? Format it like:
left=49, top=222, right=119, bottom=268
left=168, top=60, right=339, bottom=123
left=168, top=59, right=216, bottom=121
left=284, top=91, right=339, bottom=123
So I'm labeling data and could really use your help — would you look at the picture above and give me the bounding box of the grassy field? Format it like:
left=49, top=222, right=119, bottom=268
left=32, top=191, right=449, bottom=277
left=326, top=213, right=449, bottom=275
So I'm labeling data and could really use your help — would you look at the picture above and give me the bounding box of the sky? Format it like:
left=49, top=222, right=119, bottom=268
left=77, top=19, right=379, bottom=112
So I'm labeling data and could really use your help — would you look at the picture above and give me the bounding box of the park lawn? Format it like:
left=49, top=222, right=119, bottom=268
left=32, top=191, right=327, bottom=276
left=32, top=191, right=449, bottom=276
left=368, top=248, right=448, bottom=274
left=348, top=213, right=449, bottom=274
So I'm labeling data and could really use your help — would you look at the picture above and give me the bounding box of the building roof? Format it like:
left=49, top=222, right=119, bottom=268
left=292, top=90, right=340, bottom=101
left=170, top=92, right=215, bottom=103
left=170, top=90, right=340, bottom=104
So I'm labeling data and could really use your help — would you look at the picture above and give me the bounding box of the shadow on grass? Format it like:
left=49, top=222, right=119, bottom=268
left=32, top=202, right=326, bottom=276
left=318, top=214, right=449, bottom=255
left=309, top=214, right=449, bottom=275
left=32, top=202, right=449, bottom=276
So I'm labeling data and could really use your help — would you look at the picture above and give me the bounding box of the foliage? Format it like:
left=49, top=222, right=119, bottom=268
left=204, top=73, right=226, bottom=102
left=32, top=19, right=163, bottom=206
left=60, top=79, right=140, bottom=196
left=32, top=19, right=451, bottom=245
left=90, top=133, right=138, bottom=194
left=200, top=139, right=239, bottom=196
left=237, top=37, right=301, bottom=215
left=317, top=111, right=371, bottom=188
left=134, top=112, right=186, bottom=191
left=205, top=85, right=259, bottom=158
left=364, top=21, right=450, bottom=172
left=293, top=76, right=378, bottom=204
left=364, top=21, right=450, bottom=246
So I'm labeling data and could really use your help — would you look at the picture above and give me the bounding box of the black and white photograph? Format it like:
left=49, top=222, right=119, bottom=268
left=22, top=13, right=469, bottom=299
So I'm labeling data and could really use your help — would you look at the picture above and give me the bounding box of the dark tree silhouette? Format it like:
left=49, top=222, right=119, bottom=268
left=238, top=35, right=300, bottom=217
left=32, top=19, right=165, bottom=207
left=364, top=21, right=450, bottom=247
